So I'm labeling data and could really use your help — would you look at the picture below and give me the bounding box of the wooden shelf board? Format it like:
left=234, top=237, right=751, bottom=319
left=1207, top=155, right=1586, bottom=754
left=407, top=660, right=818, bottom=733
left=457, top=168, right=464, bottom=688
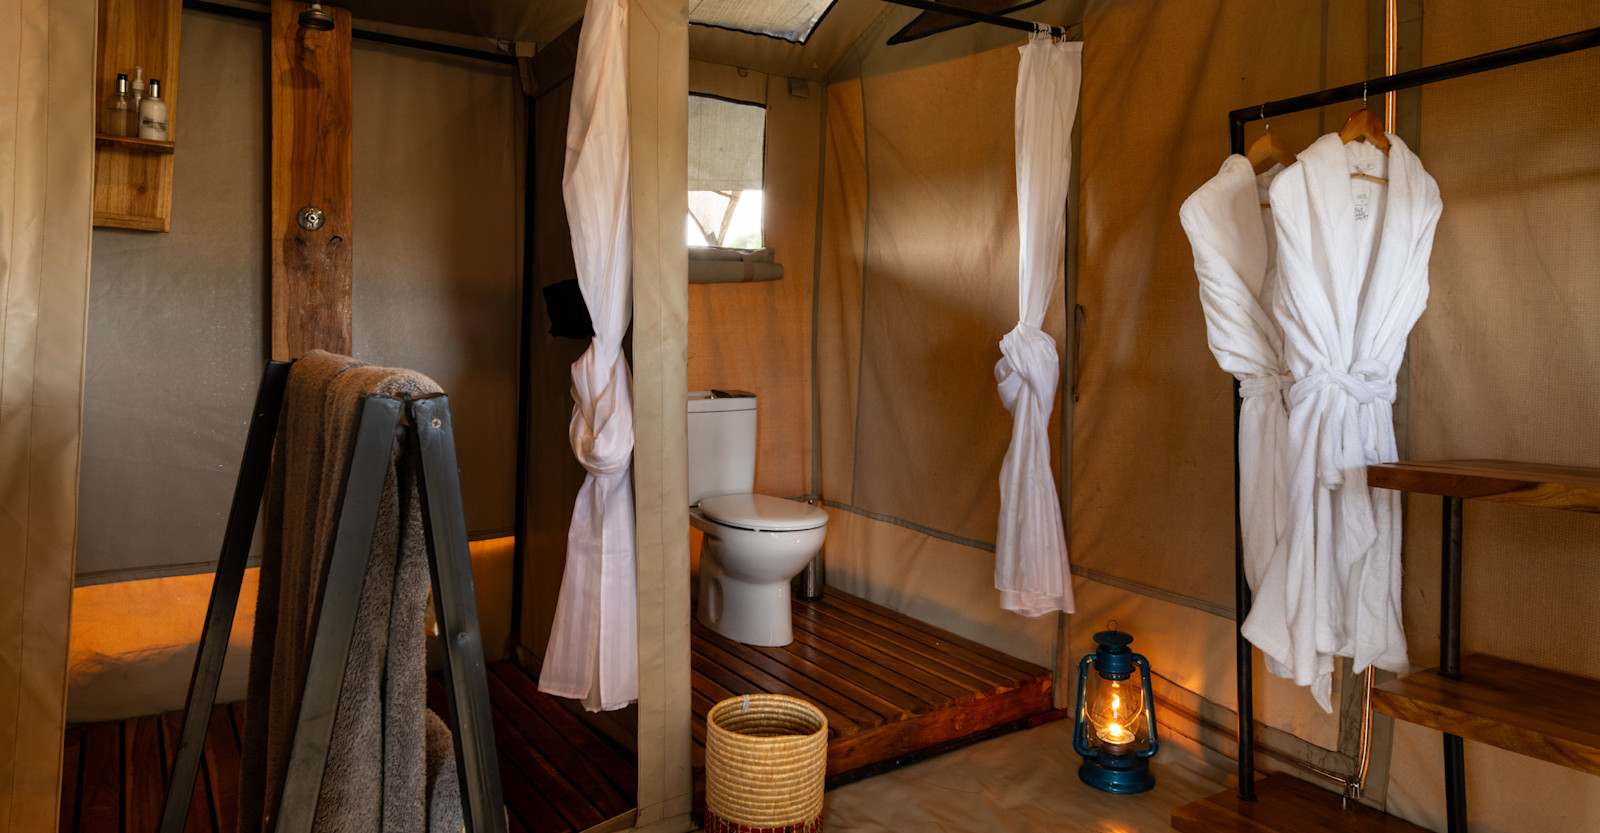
left=1172, top=773, right=1430, bottom=832
left=1367, top=459, right=1600, bottom=513
left=94, top=133, right=175, bottom=154
left=1372, top=654, right=1600, bottom=776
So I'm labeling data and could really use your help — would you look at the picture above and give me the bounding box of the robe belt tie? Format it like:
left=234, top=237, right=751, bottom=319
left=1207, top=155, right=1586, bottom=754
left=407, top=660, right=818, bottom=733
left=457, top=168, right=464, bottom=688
left=1288, top=361, right=1395, bottom=408
left=1289, top=360, right=1394, bottom=497
left=1239, top=373, right=1292, bottom=399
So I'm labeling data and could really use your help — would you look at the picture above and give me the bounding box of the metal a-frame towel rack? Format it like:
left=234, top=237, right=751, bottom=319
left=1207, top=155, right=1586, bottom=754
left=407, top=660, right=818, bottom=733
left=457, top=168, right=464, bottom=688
left=156, top=361, right=508, bottom=833
left=1226, top=25, right=1600, bottom=833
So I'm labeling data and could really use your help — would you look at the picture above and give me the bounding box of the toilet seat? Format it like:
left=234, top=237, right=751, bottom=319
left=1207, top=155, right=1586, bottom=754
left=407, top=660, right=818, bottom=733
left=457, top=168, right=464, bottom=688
left=697, top=494, right=827, bottom=532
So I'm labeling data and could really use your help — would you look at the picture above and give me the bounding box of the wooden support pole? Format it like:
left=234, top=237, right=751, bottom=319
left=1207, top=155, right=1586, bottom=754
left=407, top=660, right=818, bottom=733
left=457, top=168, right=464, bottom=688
left=270, top=0, right=353, bottom=361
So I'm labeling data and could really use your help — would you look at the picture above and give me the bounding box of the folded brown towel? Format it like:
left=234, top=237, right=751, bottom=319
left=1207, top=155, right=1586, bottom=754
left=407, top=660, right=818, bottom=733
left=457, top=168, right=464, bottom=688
left=239, top=351, right=461, bottom=832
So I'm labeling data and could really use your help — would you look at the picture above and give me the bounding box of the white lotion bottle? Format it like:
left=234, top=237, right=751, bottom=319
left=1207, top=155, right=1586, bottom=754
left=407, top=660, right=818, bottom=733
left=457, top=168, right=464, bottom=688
left=138, top=78, right=168, bottom=141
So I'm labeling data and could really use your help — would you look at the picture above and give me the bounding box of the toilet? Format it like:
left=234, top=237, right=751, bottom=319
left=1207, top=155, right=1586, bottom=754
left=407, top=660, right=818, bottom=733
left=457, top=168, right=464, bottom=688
left=688, top=390, right=828, bottom=647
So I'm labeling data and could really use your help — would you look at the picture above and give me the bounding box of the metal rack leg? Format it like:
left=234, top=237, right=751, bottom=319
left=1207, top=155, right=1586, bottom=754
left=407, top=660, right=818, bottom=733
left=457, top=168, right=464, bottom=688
left=159, top=360, right=290, bottom=833
left=273, top=395, right=405, bottom=833
left=1440, top=495, right=1466, bottom=832
left=409, top=395, right=508, bottom=833
left=1232, top=380, right=1256, bottom=801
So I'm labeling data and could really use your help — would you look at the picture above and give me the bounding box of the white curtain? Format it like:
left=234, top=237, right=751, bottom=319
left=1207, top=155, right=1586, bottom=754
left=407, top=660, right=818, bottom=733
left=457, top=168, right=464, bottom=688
left=538, top=0, right=638, bottom=711
left=0, top=0, right=96, bottom=822
left=994, top=35, right=1081, bottom=617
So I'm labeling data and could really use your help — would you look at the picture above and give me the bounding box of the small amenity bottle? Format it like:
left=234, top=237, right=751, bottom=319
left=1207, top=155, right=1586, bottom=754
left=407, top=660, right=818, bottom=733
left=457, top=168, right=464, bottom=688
left=103, top=73, right=135, bottom=137
left=130, top=66, right=146, bottom=110
left=138, top=79, right=168, bottom=141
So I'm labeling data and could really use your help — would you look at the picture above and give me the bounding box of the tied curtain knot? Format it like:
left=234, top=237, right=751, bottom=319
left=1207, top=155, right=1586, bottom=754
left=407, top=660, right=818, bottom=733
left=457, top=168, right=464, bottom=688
left=996, top=322, right=1061, bottom=414
left=569, top=343, right=634, bottom=476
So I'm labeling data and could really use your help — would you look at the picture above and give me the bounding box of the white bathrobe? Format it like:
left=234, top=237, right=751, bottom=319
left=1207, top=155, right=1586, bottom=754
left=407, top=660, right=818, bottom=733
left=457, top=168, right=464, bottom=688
left=1179, top=155, right=1290, bottom=599
left=1244, top=132, right=1441, bottom=710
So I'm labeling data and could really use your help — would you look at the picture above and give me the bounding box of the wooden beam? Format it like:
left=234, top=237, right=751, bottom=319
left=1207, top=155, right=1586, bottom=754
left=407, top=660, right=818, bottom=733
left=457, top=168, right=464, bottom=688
left=270, top=0, right=353, bottom=361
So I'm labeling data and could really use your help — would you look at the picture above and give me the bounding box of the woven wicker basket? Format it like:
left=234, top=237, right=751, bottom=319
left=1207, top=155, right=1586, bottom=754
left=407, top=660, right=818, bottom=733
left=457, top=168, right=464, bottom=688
left=704, top=694, right=829, bottom=833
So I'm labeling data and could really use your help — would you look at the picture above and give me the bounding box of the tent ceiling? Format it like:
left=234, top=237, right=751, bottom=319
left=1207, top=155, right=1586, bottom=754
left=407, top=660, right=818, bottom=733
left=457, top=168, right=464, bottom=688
left=223, top=1, right=1078, bottom=82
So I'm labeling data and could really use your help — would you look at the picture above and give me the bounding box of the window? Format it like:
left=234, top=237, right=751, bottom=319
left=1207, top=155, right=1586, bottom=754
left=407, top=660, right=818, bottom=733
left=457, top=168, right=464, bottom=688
left=688, top=0, right=838, bottom=44
left=686, top=94, right=765, bottom=250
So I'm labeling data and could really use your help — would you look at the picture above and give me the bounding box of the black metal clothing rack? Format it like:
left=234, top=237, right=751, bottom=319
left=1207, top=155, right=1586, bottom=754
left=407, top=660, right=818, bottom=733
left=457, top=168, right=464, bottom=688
left=1226, top=25, right=1600, bottom=832
left=157, top=361, right=508, bottom=833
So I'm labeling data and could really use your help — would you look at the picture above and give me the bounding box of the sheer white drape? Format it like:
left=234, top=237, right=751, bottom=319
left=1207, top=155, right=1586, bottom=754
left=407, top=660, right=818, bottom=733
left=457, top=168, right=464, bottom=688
left=994, top=35, right=1080, bottom=617
left=538, top=0, right=638, bottom=711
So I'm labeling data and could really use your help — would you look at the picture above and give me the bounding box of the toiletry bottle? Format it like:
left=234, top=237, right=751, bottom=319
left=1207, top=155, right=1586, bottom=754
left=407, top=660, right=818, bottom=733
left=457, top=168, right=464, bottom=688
left=138, top=79, right=168, bottom=141
left=130, top=66, right=146, bottom=111
left=103, top=73, right=135, bottom=137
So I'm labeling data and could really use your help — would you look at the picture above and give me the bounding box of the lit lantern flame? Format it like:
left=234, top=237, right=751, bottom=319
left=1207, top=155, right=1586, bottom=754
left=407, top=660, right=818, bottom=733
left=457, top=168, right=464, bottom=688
left=1089, top=678, right=1143, bottom=745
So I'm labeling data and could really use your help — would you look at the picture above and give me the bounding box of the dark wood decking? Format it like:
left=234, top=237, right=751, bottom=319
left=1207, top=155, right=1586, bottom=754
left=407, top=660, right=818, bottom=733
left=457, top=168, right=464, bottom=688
left=63, top=593, right=1051, bottom=833
left=691, top=590, right=1058, bottom=780
left=60, top=662, right=636, bottom=833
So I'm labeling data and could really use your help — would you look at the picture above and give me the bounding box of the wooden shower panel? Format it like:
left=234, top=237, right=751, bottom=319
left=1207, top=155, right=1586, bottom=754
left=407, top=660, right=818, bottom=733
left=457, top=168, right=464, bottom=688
left=690, top=590, right=1058, bottom=783
left=270, top=0, right=353, bottom=361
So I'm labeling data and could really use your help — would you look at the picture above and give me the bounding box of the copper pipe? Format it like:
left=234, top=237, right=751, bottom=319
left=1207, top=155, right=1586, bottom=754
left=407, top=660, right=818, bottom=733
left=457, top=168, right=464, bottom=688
left=1385, top=0, right=1398, bottom=131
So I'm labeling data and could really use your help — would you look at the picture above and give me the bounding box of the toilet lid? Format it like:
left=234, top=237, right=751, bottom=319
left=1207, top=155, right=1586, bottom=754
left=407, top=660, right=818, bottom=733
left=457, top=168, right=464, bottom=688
left=698, top=494, right=828, bottom=532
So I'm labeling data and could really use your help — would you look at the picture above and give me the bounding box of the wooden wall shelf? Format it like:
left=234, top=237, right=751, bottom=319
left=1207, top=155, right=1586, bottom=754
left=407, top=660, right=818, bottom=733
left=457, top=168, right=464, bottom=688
left=1367, top=460, right=1600, bottom=513
left=93, top=0, right=182, bottom=232
left=95, top=133, right=175, bottom=154
left=1372, top=655, right=1600, bottom=777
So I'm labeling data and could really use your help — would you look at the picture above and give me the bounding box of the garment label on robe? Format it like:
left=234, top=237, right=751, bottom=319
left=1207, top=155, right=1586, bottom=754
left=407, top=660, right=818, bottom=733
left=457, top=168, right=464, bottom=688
left=1353, top=188, right=1373, bottom=222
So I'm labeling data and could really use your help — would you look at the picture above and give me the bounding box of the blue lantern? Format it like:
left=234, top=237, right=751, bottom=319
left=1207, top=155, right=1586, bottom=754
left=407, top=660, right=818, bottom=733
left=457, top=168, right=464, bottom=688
left=1073, top=625, right=1159, bottom=793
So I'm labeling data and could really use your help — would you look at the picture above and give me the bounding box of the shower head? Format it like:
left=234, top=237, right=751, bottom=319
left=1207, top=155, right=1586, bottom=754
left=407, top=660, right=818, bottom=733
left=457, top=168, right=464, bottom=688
left=299, top=2, right=335, bottom=30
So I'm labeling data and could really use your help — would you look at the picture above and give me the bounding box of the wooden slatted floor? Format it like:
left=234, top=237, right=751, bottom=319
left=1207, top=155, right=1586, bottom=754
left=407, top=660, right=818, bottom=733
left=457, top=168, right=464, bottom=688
left=691, top=590, right=1059, bottom=781
left=60, top=662, right=636, bottom=833
left=62, top=593, right=1052, bottom=833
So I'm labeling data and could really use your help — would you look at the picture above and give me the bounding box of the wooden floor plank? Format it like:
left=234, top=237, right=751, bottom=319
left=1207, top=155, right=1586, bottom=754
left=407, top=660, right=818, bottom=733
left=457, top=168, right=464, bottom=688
left=496, top=747, right=569, bottom=833
left=814, top=596, right=1035, bottom=684
left=691, top=619, right=883, bottom=732
left=789, top=614, right=967, bottom=703
left=691, top=589, right=1056, bottom=785
left=205, top=705, right=242, bottom=833
left=768, top=636, right=927, bottom=715
left=60, top=727, right=83, bottom=833
left=690, top=639, right=861, bottom=736
left=124, top=716, right=165, bottom=833
left=426, top=677, right=569, bottom=833
left=800, top=601, right=1011, bottom=690
left=823, top=593, right=1048, bottom=677
left=159, top=711, right=215, bottom=833
left=484, top=669, right=632, bottom=820
left=78, top=721, right=121, bottom=833
left=488, top=699, right=606, bottom=832
left=488, top=663, right=637, bottom=798
left=1172, top=774, right=1432, bottom=832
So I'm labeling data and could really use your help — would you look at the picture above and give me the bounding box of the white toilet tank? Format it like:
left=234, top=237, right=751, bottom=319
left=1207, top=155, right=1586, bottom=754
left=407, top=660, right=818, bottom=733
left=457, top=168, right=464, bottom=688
left=687, top=391, right=756, bottom=505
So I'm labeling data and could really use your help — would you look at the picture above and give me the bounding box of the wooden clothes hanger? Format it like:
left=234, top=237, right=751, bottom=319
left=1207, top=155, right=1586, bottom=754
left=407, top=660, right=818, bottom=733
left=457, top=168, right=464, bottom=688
left=1246, top=105, right=1297, bottom=175
left=1340, top=84, right=1390, bottom=184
